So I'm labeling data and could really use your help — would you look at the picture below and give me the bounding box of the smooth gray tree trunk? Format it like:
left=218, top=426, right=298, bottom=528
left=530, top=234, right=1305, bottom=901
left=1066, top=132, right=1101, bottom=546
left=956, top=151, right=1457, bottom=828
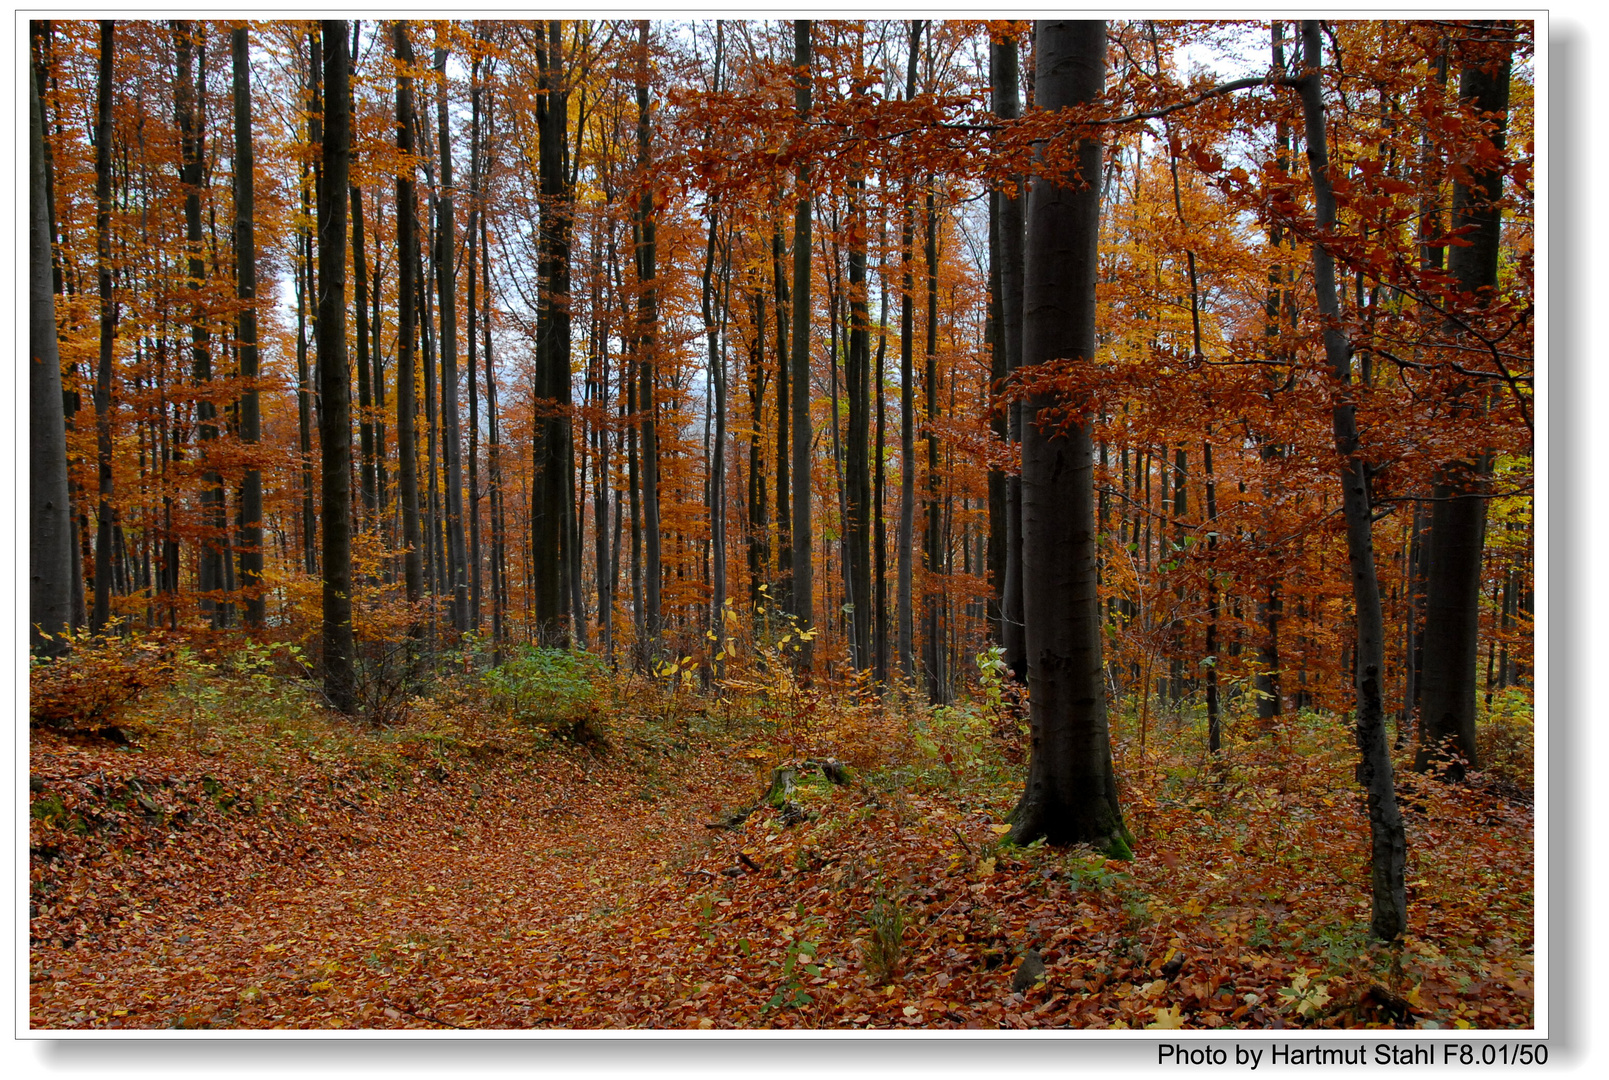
left=30, top=60, right=73, bottom=655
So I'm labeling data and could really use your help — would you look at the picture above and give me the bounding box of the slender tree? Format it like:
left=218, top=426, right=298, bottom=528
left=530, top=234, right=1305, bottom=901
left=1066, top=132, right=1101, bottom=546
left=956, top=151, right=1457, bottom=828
left=393, top=21, right=426, bottom=613
left=1295, top=19, right=1407, bottom=940
left=896, top=20, right=922, bottom=683
left=432, top=35, right=469, bottom=633
left=994, top=29, right=1027, bottom=683
left=634, top=18, right=662, bottom=659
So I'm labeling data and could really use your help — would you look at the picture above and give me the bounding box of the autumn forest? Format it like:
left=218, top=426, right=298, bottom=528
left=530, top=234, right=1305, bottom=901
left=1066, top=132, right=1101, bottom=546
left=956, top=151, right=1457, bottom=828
left=28, top=19, right=1535, bottom=1031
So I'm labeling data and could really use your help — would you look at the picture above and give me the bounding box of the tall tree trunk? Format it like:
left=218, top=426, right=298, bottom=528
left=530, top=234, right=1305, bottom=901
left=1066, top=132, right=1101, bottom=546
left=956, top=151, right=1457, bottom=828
left=1007, top=20, right=1128, bottom=854
left=845, top=170, right=872, bottom=672
left=534, top=21, right=576, bottom=645
left=923, top=186, right=946, bottom=703
left=1296, top=19, right=1407, bottom=941
left=233, top=26, right=265, bottom=629
left=90, top=20, right=117, bottom=633
left=986, top=180, right=1006, bottom=646
left=431, top=37, right=467, bottom=634
left=896, top=20, right=922, bottom=684
left=353, top=184, right=377, bottom=528
left=176, top=21, right=230, bottom=627
left=747, top=283, right=769, bottom=610
left=993, top=33, right=1027, bottom=684
left=467, top=38, right=484, bottom=634
left=873, top=207, right=890, bottom=684
left=318, top=20, right=356, bottom=714
left=297, top=38, right=318, bottom=577
left=788, top=18, right=815, bottom=670
left=31, top=58, right=74, bottom=655
left=393, top=21, right=425, bottom=613
left=1416, top=26, right=1512, bottom=781
left=1255, top=21, right=1293, bottom=726
left=635, top=19, right=661, bottom=659
left=483, top=186, right=505, bottom=652
left=773, top=222, right=792, bottom=607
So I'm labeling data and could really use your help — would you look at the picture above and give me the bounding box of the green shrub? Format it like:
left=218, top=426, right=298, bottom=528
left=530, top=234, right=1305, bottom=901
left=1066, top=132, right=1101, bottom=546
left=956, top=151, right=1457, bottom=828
left=481, top=646, right=602, bottom=740
left=1478, top=689, right=1534, bottom=792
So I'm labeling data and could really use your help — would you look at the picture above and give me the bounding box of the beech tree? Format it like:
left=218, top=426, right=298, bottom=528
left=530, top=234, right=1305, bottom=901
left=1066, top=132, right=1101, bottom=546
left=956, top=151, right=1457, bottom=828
left=1415, top=24, right=1515, bottom=781
left=1294, top=19, right=1406, bottom=940
left=1007, top=20, right=1129, bottom=853
left=30, top=59, right=73, bottom=656
left=317, top=20, right=356, bottom=713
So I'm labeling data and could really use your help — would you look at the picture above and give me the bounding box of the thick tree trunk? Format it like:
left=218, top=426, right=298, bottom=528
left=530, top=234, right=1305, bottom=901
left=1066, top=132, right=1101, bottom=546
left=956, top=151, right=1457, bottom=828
left=233, top=27, right=265, bottom=629
left=1416, top=27, right=1512, bottom=781
left=393, top=21, right=425, bottom=612
left=1296, top=20, right=1407, bottom=941
left=788, top=19, right=815, bottom=670
left=1007, top=20, right=1129, bottom=854
left=318, top=21, right=356, bottom=714
left=31, top=59, right=74, bottom=655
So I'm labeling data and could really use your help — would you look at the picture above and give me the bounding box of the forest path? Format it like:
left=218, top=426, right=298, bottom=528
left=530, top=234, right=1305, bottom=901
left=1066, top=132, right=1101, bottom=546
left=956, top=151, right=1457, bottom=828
left=30, top=734, right=760, bottom=1029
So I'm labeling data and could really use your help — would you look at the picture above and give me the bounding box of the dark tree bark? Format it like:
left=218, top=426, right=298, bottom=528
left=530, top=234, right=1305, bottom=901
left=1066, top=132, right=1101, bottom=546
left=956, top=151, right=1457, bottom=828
left=1416, top=26, right=1513, bottom=781
left=318, top=21, right=356, bottom=713
left=31, top=59, right=74, bottom=655
left=1296, top=19, right=1407, bottom=941
left=896, top=20, right=922, bottom=683
left=922, top=185, right=946, bottom=703
left=393, top=21, right=425, bottom=612
left=1007, top=20, right=1129, bottom=854
left=873, top=207, right=890, bottom=684
left=483, top=174, right=506, bottom=651
left=993, top=33, right=1027, bottom=684
left=233, top=26, right=265, bottom=629
left=467, top=33, right=485, bottom=634
left=297, top=34, right=319, bottom=577
left=175, top=21, right=230, bottom=627
left=702, top=26, right=731, bottom=646
left=773, top=222, right=791, bottom=609
left=746, top=283, right=769, bottom=609
left=91, top=20, right=116, bottom=633
left=353, top=183, right=377, bottom=528
left=634, top=19, right=662, bottom=658
left=845, top=169, right=873, bottom=671
left=788, top=19, right=815, bottom=669
left=533, top=21, right=576, bottom=644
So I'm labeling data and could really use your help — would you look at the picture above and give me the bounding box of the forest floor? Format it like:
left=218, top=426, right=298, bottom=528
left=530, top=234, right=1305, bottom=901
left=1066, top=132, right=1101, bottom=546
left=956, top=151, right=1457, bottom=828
left=29, top=663, right=1536, bottom=1031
